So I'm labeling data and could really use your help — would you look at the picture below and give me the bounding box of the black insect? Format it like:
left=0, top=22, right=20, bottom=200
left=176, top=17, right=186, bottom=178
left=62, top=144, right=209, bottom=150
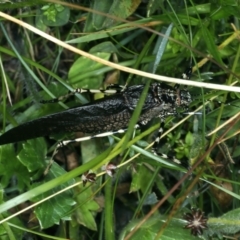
left=0, top=71, right=192, bottom=161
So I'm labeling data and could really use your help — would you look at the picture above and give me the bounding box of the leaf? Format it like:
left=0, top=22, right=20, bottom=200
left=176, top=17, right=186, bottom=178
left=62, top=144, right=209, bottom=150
left=33, top=162, right=75, bottom=229
left=151, top=23, right=173, bottom=73
left=130, top=164, right=154, bottom=193
left=74, top=184, right=100, bottom=231
left=185, top=131, right=193, bottom=146
left=103, top=0, right=141, bottom=28
left=68, top=52, right=111, bottom=89
left=0, top=144, right=31, bottom=190
left=85, top=0, right=141, bottom=31
left=81, top=138, right=102, bottom=164
left=91, top=1, right=111, bottom=30
left=17, top=138, right=47, bottom=172
left=41, top=3, right=70, bottom=27
left=90, top=41, right=119, bottom=54
left=209, top=208, right=240, bottom=235
left=90, top=41, right=133, bottom=59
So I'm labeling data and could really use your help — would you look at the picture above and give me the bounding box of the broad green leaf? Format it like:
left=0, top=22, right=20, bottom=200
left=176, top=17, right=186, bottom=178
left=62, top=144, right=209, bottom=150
left=17, top=138, right=47, bottom=172
left=90, top=41, right=134, bottom=59
left=85, top=0, right=141, bottom=31
left=92, top=1, right=111, bottom=30
left=68, top=52, right=111, bottom=89
left=130, top=164, right=155, bottom=193
left=74, top=184, right=100, bottom=231
left=0, top=144, right=30, bottom=190
left=34, top=162, right=75, bottom=229
left=209, top=208, right=240, bottom=235
left=103, top=0, right=141, bottom=29
left=81, top=138, right=102, bottom=164
left=90, top=41, right=119, bottom=54
left=185, top=131, right=193, bottom=146
left=41, top=4, right=70, bottom=27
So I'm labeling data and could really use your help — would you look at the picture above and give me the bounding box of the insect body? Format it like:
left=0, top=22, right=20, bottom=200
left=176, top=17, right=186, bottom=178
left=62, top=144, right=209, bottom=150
left=0, top=83, right=191, bottom=159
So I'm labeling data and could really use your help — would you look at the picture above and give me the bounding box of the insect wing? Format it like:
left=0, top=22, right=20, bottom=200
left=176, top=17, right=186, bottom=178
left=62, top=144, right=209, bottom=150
left=0, top=94, right=130, bottom=145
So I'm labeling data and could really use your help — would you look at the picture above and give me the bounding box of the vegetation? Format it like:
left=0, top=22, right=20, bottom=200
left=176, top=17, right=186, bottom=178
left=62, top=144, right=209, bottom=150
left=0, top=0, right=240, bottom=239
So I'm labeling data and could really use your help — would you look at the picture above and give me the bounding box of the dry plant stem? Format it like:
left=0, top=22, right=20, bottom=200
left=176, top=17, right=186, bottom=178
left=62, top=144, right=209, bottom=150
left=124, top=113, right=240, bottom=240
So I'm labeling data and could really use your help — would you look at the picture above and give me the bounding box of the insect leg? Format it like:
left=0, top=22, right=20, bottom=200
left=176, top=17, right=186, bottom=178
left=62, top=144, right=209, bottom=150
left=152, top=120, right=164, bottom=154
left=59, top=124, right=140, bottom=147
left=41, top=85, right=126, bottom=104
left=106, top=84, right=125, bottom=92
left=152, top=119, right=181, bottom=164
